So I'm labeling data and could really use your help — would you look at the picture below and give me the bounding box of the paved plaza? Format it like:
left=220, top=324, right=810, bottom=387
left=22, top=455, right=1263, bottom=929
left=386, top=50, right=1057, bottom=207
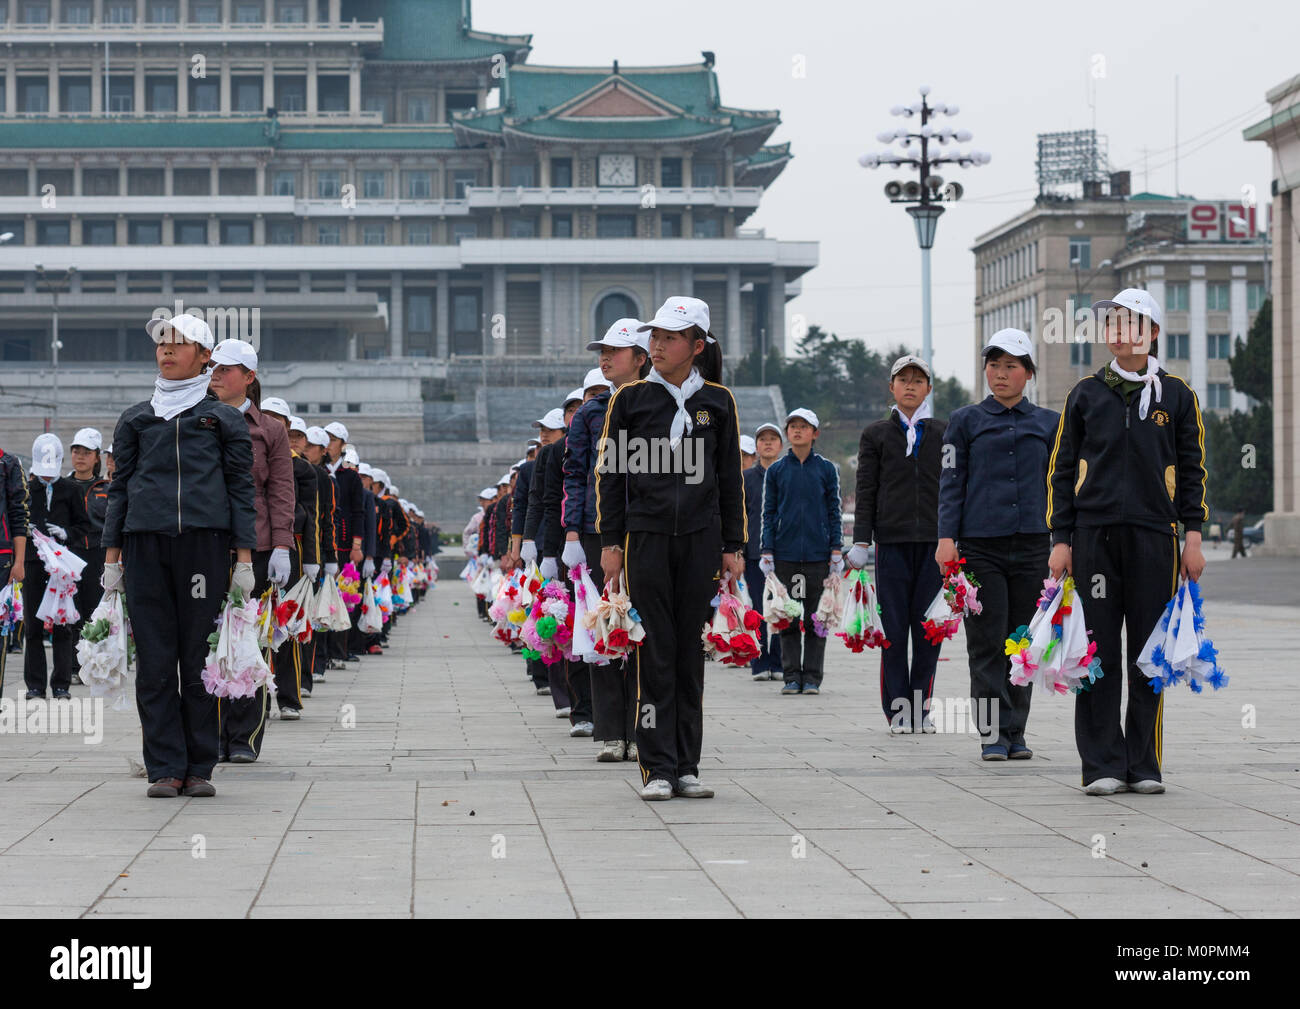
left=0, top=544, right=1297, bottom=919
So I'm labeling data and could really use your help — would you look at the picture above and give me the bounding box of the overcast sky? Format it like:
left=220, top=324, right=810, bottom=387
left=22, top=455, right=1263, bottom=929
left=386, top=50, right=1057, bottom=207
left=475, top=0, right=1293, bottom=391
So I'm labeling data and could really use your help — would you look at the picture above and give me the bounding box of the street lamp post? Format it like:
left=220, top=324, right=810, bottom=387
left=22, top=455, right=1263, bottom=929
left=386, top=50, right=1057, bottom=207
left=1071, top=257, right=1112, bottom=367
left=35, top=264, right=76, bottom=435
left=859, top=86, right=990, bottom=374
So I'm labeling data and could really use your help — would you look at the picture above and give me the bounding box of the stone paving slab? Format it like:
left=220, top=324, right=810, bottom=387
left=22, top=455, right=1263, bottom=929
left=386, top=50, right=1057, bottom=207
left=1, top=551, right=1298, bottom=918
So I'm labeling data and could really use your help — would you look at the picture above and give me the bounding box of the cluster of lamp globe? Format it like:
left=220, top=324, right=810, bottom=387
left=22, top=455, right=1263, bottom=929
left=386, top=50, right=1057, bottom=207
left=858, top=85, right=993, bottom=174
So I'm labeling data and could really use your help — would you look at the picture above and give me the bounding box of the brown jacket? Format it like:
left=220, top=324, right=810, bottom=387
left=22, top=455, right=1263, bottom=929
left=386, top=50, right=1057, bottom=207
left=244, top=401, right=295, bottom=552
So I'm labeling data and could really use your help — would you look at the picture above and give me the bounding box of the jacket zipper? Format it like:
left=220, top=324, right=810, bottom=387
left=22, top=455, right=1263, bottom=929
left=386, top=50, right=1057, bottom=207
left=175, top=418, right=182, bottom=534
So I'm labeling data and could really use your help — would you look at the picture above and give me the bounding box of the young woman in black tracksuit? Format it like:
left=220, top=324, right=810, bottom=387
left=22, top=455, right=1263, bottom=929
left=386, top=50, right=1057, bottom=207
left=102, top=314, right=257, bottom=798
left=69, top=428, right=110, bottom=686
left=596, top=297, right=746, bottom=801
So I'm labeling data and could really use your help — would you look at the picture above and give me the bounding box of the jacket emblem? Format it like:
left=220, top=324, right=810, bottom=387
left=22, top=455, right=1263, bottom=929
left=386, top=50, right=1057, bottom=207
left=1150, top=409, right=1170, bottom=427
left=695, top=409, right=711, bottom=426
left=197, top=415, right=218, bottom=430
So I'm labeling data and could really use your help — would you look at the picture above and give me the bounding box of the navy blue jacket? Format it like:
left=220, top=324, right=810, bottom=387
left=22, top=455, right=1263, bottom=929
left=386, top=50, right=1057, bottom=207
left=742, top=463, right=771, bottom=560
left=512, top=459, right=534, bottom=537
left=938, top=395, right=1061, bottom=541
left=562, top=391, right=609, bottom=534
left=759, top=449, right=842, bottom=562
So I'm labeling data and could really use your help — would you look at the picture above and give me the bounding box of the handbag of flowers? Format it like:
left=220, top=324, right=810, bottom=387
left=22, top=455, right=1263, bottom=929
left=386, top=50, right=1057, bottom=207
left=202, top=583, right=274, bottom=699
left=1004, top=577, right=1103, bottom=695
left=836, top=568, right=890, bottom=652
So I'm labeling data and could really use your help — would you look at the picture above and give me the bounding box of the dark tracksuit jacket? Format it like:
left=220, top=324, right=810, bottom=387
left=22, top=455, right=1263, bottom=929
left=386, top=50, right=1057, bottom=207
left=328, top=463, right=365, bottom=660
left=1046, top=365, right=1208, bottom=786
left=759, top=449, right=842, bottom=686
left=274, top=451, right=321, bottom=710
left=742, top=462, right=781, bottom=675
left=104, top=396, right=256, bottom=782
left=0, top=449, right=28, bottom=689
left=856, top=412, right=946, bottom=724
left=562, top=391, right=610, bottom=537
left=539, top=436, right=567, bottom=561
left=527, top=436, right=580, bottom=715
left=595, top=377, right=745, bottom=788
left=71, top=473, right=111, bottom=663
left=312, top=462, right=338, bottom=675
left=23, top=475, right=90, bottom=694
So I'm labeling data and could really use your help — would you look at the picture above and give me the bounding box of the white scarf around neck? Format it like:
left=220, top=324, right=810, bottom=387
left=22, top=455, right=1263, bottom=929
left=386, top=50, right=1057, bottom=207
left=1108, top=356, right=1163, bottom=420
left=646, top=367, right=706, bottom=449
left=892, top=399, right=932, bottom=456
left=151, top=371, right=211, bottom=421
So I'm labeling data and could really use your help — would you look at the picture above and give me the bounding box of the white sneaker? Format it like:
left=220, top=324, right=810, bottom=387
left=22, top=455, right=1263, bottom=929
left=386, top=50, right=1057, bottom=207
left=625, top=742, right=639, bottom=762
left=555, top=706, right=572, bottom=719
left=569, top=721, right=594, bottom=738
left=921, top=716, right=936, bottom=734
left=674, top=774, right=714, bottom=798
left=1084, top=777, right=1128, bottom=796
left=597, top=740, right=626, bottom=762
left=279, top=707, right=301, bottom=721
left=890, top=723, right=912, bottom=735
left=640, top=779, right=673, bottom=801
left=1130, top=779, right=1165, bottom=794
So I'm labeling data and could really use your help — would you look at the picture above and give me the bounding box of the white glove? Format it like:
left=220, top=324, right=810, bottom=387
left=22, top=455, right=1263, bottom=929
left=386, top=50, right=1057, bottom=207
left=479, top=553, right=490, bottom=566
left=101, top=561, right=124, bottom=595
left=325, top=562, right=339, bottom=576
left=520, top=540, right=538, bottom=564
left=846, top=543, right=871, bottom=570
left=829, top=552, right=844, bottom=576
left=540, top=557, right=557, bottom=581
left=381, top=558, right=392, bottom=576
left=304, top=563, right=320, bottom=580
left=561, top=539, right=587, bottom=570
left=759, top=554, right=775, bottom=576
left=362, top=557, right=375, bottom=579
left=232, top=561, right=255, bottom=598
left=47, top=523, right=67, bottom=542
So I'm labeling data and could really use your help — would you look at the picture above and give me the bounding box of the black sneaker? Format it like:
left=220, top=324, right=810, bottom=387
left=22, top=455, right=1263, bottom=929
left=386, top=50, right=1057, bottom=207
left=781, top=681, right=801, bottom=695
left=52, top=689, right=72, bottom=700
left=25, top=690, right=46, bottom=700
left=228, top=748, right=258, bottom=764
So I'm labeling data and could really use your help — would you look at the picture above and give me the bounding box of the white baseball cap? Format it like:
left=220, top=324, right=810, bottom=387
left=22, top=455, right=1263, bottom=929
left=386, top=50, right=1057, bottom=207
left=358, top=462, right=373, bottom=477
left=388, top=483, right=400, bottom=495
left=526, top=437, right=542, bottom=447
left=587, top=317, right=648, bottom=352
left=289, top=415, right=308, bottom=434
left=342, top=447, right=359, bottom=467
left=30, top=433, right=63, bottom=478
left=739, top=435, right=757, bottom=455
left=890, top=354, right=933, bottom=380
left=563, top=387, right=585, bottom=407
left=754, top=423, right=782, bottom=439
left=533, top=408, right=567, bottom=431
left=210, top=338, right=258, bottom=370
left=259, top=397, right=292, bottom=419
left=105, top=443, right=113, bottom=454
left=371, top=468, right=390, bottom=486
left=399, top=498, right=412, bottom=511
left=1092, top=288, right=1163, bottom=330
left=305, top=426, right=330, bottom=448
left=785, top=408, right=820, bottom=430
left=71, top=427, right=103, bottom=452
left=638, top=297, right=714, bottom=342
left=479, top=487, right=497, bottom=499
left=983, top=328, right=1035, bottom=364
left=582, top=367, right=613, bottom=392
left=145, top=311, right=215, bottom=350
left=497, top=473, right=512, bottom=486
left=323, top=421, right=349, bottom=443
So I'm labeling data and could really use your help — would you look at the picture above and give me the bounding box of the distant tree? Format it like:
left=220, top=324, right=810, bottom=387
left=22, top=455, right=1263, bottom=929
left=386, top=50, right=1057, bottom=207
left=1204, top=298, right=1272, bottom=518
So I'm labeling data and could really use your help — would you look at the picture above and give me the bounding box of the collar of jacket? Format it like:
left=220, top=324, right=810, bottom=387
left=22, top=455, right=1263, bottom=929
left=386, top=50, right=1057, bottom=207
left=783, top=447, right=821, bottom=465
left=978, top=395, right=1033, bottom=415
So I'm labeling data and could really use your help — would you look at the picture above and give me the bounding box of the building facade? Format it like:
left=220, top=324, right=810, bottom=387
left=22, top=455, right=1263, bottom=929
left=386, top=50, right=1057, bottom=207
left=972, top=183, right=1268, bottom=413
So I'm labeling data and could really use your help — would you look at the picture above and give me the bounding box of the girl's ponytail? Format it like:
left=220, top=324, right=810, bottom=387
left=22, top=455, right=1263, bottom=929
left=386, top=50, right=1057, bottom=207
left=246, top=374, right=263, bottom=407
left=693, top=329, right=723, bottom=384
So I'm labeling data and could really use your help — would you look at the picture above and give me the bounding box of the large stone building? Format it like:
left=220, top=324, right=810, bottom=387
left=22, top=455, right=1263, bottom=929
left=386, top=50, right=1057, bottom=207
left=0, top=0, right=815, bottom=523
left=1245, top=73, right=1300, bottom=555
left=972, top=174, right=1268, bottom=414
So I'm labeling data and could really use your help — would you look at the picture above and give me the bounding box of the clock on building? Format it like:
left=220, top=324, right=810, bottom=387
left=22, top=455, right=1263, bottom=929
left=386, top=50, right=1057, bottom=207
left=598, top=153, right=636, bottom=187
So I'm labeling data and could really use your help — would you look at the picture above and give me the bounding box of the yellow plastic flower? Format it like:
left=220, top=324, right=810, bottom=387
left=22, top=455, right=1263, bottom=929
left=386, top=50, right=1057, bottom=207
left=1004, top=637, right=1029, bottom=657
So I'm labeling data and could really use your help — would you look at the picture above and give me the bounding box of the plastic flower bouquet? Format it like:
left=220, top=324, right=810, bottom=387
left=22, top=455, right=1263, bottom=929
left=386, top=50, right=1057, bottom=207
left=585, top=571, right=645, bottom=662
left=762, top=572, right=803, bottom=633
left=921, top=557, right=982, bottom=644
left=701, top=574, right=762, bottom=666
left=836, top=568, right=890, bottom=652
left=812, top=572, right=849, bottom=638
left=202, top=583, right=274, bottom=699
left=569, top=563, right=606, bottom=665
left=30, top=528, right=87, bottom=628
left=311, top=570, right=353, bottom=632
left=519, top=581, right=573, bottom=665
left=1004, top=577, right=1103, bottom=695
left=338, top=562, right=363, bottom=611
left=358, top=577, right=384, bottom=635
left=76, top=591, right=134, bottom=711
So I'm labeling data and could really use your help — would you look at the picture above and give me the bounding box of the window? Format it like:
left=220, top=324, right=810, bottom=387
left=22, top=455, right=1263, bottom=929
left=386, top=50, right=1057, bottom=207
left=84, top=220, right=116, bottom=245
left=405, top=95, right=431, bottom=123
left=1166, top=333, right=1189, bottom=359
left=276, top=77, right=306, bottom=112
left=316, top=170, right=341, bottom=199
left=317, top=77, right=348, bottom=112
left=551, top=214, right=572, bottom=238
left=128, top=169, right=164, bottom=196
left=106, top=2, right=133, bottom=22
left=509, top=217, right=535, bottom=238
left=272, top=171, right=296, bottom=197
left=218, top=168, right=255, bottom=195
left=269, top=220, right=297, bottom=244
left=451, top=170, right=477, bottom=199
left=404, top=171, right=432, bottom=199
left=190, top=80, right=219, bottom=112
left=660, top=213, right=680, bottom=238
left=18, top=78, right=48, bottom=113
left=147, top=1, right=177, bottom=22
left=62, top=1, right=91, bottom=21
left=1208, top=333, right=1232, bottom=359
left=596, top=214, right=635, bottom=238
left=452, top=291, right=481, bottom=354
left=691, top=162, right=717, bottom=188
left=1207, top=383, right=1232, bottom=409
left=596, top=293, right=638, bottom=335
left=362, top=171, right=386, bottom=199
left=1247, top=282, right=1265, bottom=312
left=444, top=91, right=477, bottom=118
left=1068, top=237, right=1090, bottom=270
left=175, top=220, right=208, bottom=245
left=129, top=220, right=162, bottom=244
left=405, top=222, right=432, bottom=245
left=660, top=157, right=682, bottom=188
left=191, top=1, right=220, bottom=21
left=1166, top=282, right=1189, bottom=311
left=550, top=158, right=572, bottom=188
left=316, top=222, right=340, bottom=245
left=362, top=223, right=387, bottom=245
left=108, top=77, right=134, bottom=113
left=693, top=217, right=720, bottom=238
left=235, top=3, right=262, bottom=22
left=233, top=78, right=263, bottom=113
left=147, top=78, right=177, bottom=112
left=37, top=220, right=70, bottom=245
left=407, top=294, right=433, bottom=333
left=1207, top=283, right=1230, bottom=311
left=362, top=93, right=390, bottom=121
left=1069, top=342, right=1092, bottom=367
left=83, top=169, right=118, bottom=196
left=452, top=221, right=477, bottom=242
left=60, top=78, right=91, bottom=113
left=507, top=163, right=535, bottom=189
left=221, top=220, right=253, bottom=245
left=276, top=1, right=305, bottom=21
left=20, top=1, right=49, bottom=23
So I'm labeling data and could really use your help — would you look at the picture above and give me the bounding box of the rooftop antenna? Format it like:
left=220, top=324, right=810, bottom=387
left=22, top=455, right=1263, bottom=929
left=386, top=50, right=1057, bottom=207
left=1173, top=74, right=1180, bottom=197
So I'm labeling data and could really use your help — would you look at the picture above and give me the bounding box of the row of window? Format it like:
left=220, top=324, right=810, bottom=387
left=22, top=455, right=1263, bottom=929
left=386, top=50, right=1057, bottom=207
left=983, top=240, right=1039, bottom=294
left=1165, top=281, right=1265, bottom=312
left=4, top=1, right=328, bottom=24
left=1070, top=333, right=1238, bottom=366
left=3, top=213, right=725, bottom=245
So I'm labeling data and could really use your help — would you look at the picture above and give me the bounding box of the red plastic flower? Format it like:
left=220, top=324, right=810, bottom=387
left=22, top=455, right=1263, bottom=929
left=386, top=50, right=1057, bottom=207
left=608, top=628, right=630, bottom=649
left=743, top=609, right=762, bottom=632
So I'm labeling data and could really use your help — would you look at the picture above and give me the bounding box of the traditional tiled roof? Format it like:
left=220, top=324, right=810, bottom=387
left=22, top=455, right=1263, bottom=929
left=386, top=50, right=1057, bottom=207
left=0, top=118, right=275, bottom=149
left=347, top=0, right=531, bottom=64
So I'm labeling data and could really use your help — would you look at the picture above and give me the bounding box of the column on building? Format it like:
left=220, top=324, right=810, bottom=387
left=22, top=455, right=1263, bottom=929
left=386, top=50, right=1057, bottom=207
left=90, top=55, right=102, bottom=113
left=569, top=266, right=581, bottom=352
left=219, top=58, right=232, bottom=114
left=348, top=59, right=361, bottom=119
left=72, top=161, right=83, bottom=196
left=328, top=0, right=339, bottom=24
left=539, top=265, right=553, bottom=355
left=48, top=64, right=60, bottom=115
left=1188, top=264, right=1208, bottom=405
left=1230, top=264, right=1250, bottom=411
left=435, top=270, right=450, bottom=358
left=491, top=266, right=506, bottom=356
left=264, top=61, right=275, bottom=112
left=306, top=57, right=318, bottom=115
left=768, top=266, right=785, bottom=357
left=1145, top=265, right=1166, bottom=325
left=725, top=265, right=741, bottom=360
left=389, top=270, right=404, bottom=357
left=177, top=59, right=189, bottom=113
left=652, top=264, right=664, bottom=310
left=133, top=60, right=145, bottom=114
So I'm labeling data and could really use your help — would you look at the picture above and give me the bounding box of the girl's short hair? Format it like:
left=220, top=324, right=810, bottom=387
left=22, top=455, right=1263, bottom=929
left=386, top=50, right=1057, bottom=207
left=984, top=348, right=1036, bottom=378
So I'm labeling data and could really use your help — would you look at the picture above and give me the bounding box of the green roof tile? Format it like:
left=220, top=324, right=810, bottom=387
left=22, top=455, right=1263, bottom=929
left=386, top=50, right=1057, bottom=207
left=0, top=118, right=273, bottom=149
left=278, top=127, right=460, bottom=149
left=345, top=0, right=530, bottom=63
